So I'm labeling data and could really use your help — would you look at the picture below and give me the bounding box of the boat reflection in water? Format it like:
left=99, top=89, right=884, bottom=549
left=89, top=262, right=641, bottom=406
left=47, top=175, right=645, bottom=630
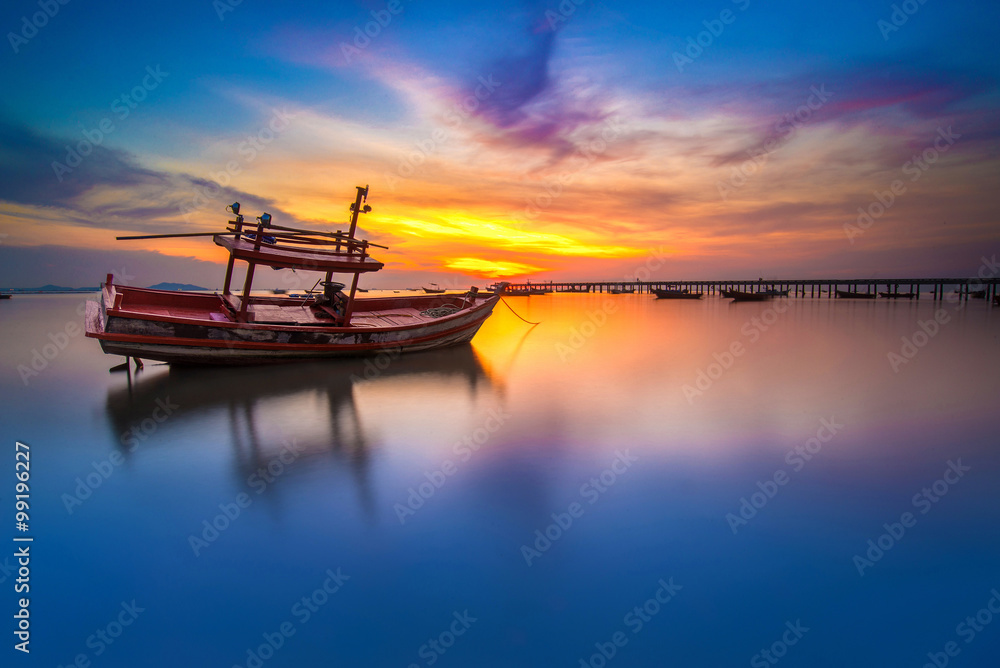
left=102, top=344, right=497, bottom=518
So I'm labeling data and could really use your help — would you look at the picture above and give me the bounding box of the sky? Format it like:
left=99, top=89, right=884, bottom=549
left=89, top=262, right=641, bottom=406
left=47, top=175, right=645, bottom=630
left=1, top=0, right=998, bottom=289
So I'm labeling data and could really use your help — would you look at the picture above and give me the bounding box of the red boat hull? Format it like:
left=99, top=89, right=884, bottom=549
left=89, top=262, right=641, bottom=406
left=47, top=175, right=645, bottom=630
left=85, top=284, right=500, bottom=365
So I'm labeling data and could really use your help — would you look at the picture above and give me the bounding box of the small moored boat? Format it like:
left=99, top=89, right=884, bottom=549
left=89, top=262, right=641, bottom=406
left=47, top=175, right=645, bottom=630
left=729, top=291, right=772, bottom=302
left=653, top=289, right=702, bottom=300
left=878, top=291, right=916, bottom=299
left=835, top=290, right=876, bottom=299
left=85, top=186, right=505, bottom=365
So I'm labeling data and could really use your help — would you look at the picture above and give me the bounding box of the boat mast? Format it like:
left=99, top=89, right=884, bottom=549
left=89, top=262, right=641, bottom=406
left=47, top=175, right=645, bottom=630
left=342, top=185, right=371, bottom=326
left=222, top=202, right=243, bottom=298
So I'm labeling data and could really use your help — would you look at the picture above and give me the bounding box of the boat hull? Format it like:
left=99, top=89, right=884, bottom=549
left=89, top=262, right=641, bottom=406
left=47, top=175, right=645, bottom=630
left=653, top=290, right=702, bottom=299
left=835, top=290, right=876, bottom=299
left=85, top=286, right=500, bottom=365
left=729, top=291, right=771, bottom=302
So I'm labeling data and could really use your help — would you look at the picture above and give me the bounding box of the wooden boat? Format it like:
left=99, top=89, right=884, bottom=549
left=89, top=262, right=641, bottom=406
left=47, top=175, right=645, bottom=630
left=85, top=186, right=505, bottom=365
left=609, top=288, right=635, bottom=294
left=878, top=291, right=915, bottom=299
left=953, top=289, right=986, bottom=299
left=422, top=284, right=446, bottom=294
left=653, top=289, right=702, bottom=300
left=729, top=290, right=772, bottom=302
left=835, top=290, right=876, bottom=299
left=0, top=294, right=11, bottom=300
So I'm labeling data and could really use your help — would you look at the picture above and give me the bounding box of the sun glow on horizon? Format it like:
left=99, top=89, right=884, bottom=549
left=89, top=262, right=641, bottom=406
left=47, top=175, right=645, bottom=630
left=444, top=257, right=545, bottom=278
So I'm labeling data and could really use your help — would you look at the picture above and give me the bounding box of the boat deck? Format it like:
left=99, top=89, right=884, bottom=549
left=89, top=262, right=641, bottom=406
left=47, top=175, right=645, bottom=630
left=104, top=285, right=488, bottom=330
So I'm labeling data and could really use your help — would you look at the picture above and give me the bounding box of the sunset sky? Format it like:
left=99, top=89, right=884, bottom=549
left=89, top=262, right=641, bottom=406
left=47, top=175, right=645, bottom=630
left=1, top=0, right=998, bottom=288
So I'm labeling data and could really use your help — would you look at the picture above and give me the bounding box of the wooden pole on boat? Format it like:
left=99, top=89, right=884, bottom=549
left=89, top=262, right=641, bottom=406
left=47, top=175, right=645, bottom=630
left=116, top=231, right=231, bottom=240
left=222, top=216, right=243, bottom=296
left=343, top=272, right=361, bottom=326
left=348, top=185, right=368, bottom=239
left=238, top=217, right=267, bottom=321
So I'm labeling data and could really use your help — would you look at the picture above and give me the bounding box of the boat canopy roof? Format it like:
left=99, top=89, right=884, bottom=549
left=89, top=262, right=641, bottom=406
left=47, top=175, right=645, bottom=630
left=214, top=234, right=384, bottom=273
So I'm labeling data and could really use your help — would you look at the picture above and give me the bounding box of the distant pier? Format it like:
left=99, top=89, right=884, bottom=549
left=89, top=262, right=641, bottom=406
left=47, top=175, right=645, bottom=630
left=503, top=278, right=1000, bottom=302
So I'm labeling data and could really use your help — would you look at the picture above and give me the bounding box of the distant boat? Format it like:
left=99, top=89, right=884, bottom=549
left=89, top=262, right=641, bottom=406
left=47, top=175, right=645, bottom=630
left=729, top=290, right=772, bottom=302
left=878, top=291, right=915, bottom=299
left=653, top=289, right=701, bottom=300
left=609, top=288, right=635, bottom=294
left=423, top=284, right=446, bottom=294
left=953, top=289, right=986, bottom=299
left=835, top=290, right=876, bottom=299
left=0, top=294, right=11, bottom=300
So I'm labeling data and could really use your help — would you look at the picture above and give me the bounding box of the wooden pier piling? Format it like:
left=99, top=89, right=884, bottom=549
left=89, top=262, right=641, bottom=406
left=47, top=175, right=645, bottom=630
left=503, top=278, right=999, bottom=302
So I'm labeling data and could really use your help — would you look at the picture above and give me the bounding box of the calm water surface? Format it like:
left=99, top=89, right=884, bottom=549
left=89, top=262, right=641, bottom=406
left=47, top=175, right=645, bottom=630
left=1, top=293, right=999, bottom=667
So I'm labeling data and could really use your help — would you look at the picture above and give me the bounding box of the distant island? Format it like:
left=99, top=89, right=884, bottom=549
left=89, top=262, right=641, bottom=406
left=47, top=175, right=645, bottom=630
left=148, top=282, right=209, bottom=291
left=4, top=284, right=101, bottom=293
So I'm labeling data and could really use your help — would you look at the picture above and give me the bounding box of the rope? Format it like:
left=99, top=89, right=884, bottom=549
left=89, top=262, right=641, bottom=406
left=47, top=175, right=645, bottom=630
left=500, top=297, right=541, bottom=325
left=421, top=305, right=462, bottom=318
